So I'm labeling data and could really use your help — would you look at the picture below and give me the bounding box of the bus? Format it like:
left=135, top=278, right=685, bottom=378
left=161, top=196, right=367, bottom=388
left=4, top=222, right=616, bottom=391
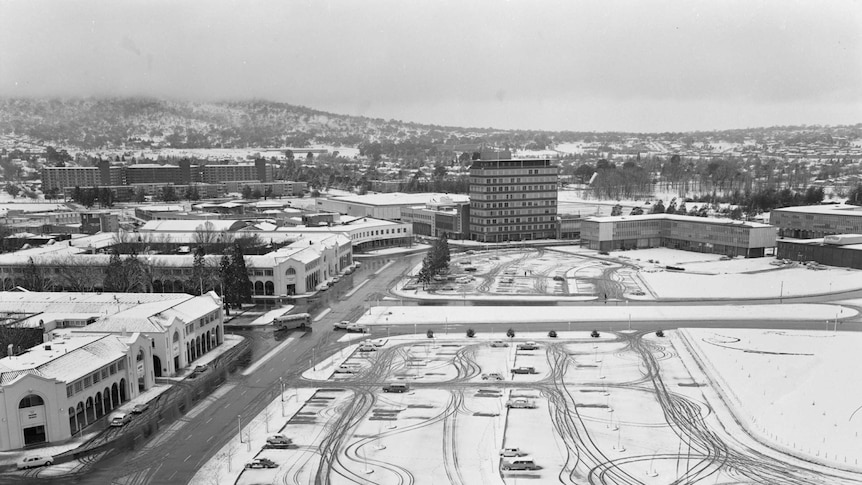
left=273, top=312, right=312, bottom=330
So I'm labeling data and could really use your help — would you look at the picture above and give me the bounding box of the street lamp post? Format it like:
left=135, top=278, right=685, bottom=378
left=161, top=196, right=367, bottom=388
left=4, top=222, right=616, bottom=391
left=237, top=414, right=243, bottom=443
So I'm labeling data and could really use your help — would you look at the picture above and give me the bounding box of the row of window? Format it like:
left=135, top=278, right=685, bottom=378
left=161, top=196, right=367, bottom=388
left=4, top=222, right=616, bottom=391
left=66, top=359, right=124, bottom=398
left=249, top=269, right=275, bottom=276
left=350, top=227, right=409, bottom=239
left=471, top=224, right=553, bottom=233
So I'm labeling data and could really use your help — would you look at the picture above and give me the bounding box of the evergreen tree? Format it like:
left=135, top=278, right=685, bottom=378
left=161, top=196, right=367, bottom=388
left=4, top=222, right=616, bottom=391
left=611, top=204, right=623, bottom=216
left=666, top=198, right=677, bottom=214
left=630, top=206, right=644, bottom=216
left=220, top=243, right=252, bottom=308
left=676, top=201, right=687, bottom=215
left=650, top=200, right=665, bottom=214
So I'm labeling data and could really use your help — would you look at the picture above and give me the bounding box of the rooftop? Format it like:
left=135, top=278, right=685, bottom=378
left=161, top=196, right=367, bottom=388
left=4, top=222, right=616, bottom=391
left=773, top=204, right=862, bottom=216
left=326, top=192, right=469, bottom=207
left=585, top=213, right=773, bottom=228
left=0, top=333, right=131, bottom=385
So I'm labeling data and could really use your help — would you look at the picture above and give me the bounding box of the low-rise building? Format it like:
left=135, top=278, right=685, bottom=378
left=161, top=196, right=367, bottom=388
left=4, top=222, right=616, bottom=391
left=771, top=204, right=862, bottom=239
left=316, top=192, right=469, bottom=221
left=581, top=214, right=777, bottom=257
left=777, top=234, right=862, bottom=269
left=0, top=331, right=154, bottom=450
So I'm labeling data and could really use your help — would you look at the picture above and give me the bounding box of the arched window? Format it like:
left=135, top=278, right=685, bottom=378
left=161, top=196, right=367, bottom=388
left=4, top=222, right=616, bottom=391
left=285, top=268, right=296, bottom=276
left=19, top=394, right=44, bottom=408
left=173, top=331, right=180, bottom=342
left=254, top=281, right=264, bottom=295
left=264, top=281, right=274, bottom=295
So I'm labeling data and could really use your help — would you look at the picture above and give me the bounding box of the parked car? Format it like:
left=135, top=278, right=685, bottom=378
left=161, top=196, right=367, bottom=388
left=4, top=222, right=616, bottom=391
left=591, top=330, right=600, bottom=338
left=109, top=412, right=131, bottom=427
left=17, top=455, right=53, bottom=470
left=334, top=365, right=358, bottom=374
left=382, top=383, right=410, bottom=393
left=333, top=321, right=351, bottom=330
left=370, top=339, right=386, bottom=347
left=131, top=403, right=149, bottom=414
left=517, top=342, right=538, bottom=350
left=482, top=373, right=504, bottom=381
left=346, top=324, right=370, bottom=333
left=553, top=275, right=565, bottom=281
left=501, top=457, right=540, bottom=471
left=266, top=435, right=292, bottom=446
left=245, top=458, right=278, bottom=469
left=490, top=341, right=509, bottom=348
left=511, top=366, right=537, bottom=374
left=357, top=343, right=377, bottom=352
left=506, top=398, right=537, bottom=409
left=194, top=365, right=209, bottom=373
left=499, top=448, right=527, bottom=457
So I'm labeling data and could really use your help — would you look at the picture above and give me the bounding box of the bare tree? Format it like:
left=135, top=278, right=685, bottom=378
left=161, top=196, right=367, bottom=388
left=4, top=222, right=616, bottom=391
left=50, top=256, right=105, bottom=292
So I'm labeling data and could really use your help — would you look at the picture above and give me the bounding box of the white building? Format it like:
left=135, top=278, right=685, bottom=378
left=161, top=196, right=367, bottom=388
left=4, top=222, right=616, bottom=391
left=0, top=332, right=154, bottom=450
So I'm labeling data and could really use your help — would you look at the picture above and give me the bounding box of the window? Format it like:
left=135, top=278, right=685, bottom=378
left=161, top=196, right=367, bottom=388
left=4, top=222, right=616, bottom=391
left=19, top=394, right=44, bottom=408
left=102, top=368, right=108, bottom=379
left=110, top=363, right=117, bottom=374
left=93, top=372, right=100, bottom=384
left=84, top=376, right=92, bottom=388
left=66, top=385, right=74, bottom=398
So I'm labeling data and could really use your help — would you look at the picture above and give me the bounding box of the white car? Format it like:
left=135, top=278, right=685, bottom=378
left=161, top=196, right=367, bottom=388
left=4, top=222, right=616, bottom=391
left=333, top=321, right=351, bottom=330
left=17, top=455, right=53, bottom=469
left=346, top=324, right=370, bottom=333
left=357, top=343, right=377, bottom=352
left=500, top=448, right=527, bottom=457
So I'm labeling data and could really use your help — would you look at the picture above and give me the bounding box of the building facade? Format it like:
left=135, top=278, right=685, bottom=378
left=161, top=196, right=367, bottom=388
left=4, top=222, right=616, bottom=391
left=201, top=161, right=271, bottom=184
left=469, top=157, right=559, bottom=242
left=0, top=332, right=154, bottom=450
left=771, top=204, right=862, bottom=239
left=777, top=235, right=862, bottom=269
left=581, top=214, right=777, bottom=257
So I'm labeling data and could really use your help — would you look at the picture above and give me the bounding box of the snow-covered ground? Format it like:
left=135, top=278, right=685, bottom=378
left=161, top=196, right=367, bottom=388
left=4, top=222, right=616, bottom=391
left=680, top=328, right=862, bottom=469
left=197, top=329, right=862, bottom=484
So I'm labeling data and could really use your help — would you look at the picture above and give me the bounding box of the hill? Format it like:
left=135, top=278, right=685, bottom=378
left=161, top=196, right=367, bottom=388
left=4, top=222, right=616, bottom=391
left=0, top=97, right=859, bottom=154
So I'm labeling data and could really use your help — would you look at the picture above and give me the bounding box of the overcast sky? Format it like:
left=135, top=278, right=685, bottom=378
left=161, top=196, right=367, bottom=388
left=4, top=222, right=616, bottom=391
left=1, top=0, right=860, bottom=132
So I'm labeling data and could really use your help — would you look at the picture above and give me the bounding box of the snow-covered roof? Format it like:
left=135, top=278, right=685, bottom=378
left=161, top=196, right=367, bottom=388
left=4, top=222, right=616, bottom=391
left=139, top=219, right=249, bottom=233
left=0, top=291, right=192, bottom=316
left=328, top=192, right=469, bottom=207
left=773, top=204, right=862, bottom=216
left=585, top=213, right=773, bottom=228
left=0, top=333, right=132, bottom=385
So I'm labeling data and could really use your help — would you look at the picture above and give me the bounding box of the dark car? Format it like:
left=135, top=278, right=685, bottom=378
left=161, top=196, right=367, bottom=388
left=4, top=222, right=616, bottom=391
left=245, top=458, right=278, bottom=469
left=511, top=366, right=537, bottom=374
left=382, top=383, right=410, bottom=393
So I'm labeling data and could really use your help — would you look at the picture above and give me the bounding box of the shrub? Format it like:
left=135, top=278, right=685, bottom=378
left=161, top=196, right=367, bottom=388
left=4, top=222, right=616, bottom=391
left=466, top=328, right=475, bottom=338
left=548, top=330, right=558, bottom=338
left=506, top=328, right=515, bottom=338
left=591, top=330, right=600, bottom=338
left=426, top=329, right=434, bottom=338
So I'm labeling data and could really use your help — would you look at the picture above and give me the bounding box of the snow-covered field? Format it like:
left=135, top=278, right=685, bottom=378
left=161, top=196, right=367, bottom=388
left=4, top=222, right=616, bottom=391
left=681, top=328, right=862, bottom=469
left=197, top=330, right=862, bottom=484
left=402, top=246, right=862, bottom=302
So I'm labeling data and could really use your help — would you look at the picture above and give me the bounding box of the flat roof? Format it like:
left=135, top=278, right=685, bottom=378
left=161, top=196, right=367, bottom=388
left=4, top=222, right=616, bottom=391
left=779, top=237, right=862, bottom=251
left=585, top=213, right=773, bottom=228
left=328, top=192, right=469, bottom=207
left=773, top=204, right=862, bottom=216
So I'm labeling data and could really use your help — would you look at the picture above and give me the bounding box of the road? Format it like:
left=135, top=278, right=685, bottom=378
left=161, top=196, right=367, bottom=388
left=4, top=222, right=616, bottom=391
left=22, top=249, right=862, bottom=484
left=32, top=253, right=421, bottom=485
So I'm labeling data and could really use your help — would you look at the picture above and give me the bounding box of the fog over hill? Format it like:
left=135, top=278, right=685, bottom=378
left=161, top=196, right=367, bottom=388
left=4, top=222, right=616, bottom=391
left=0, top=97, right=860, bottom=152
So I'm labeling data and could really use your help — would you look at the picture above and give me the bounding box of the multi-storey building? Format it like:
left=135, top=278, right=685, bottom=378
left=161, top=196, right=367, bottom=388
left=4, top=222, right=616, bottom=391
left=581, top=214, right=777, bottom=257
left=400, top=196, right=470, bottom=239
left=125, top=164, right=185, bottom=185
left=770, top=204, right=862, bottom=239
left=469, top=157, right=559, bottom=242
left=41, top=167, right=100, bottom=192
left=201, top=160, right=271, bottom=184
